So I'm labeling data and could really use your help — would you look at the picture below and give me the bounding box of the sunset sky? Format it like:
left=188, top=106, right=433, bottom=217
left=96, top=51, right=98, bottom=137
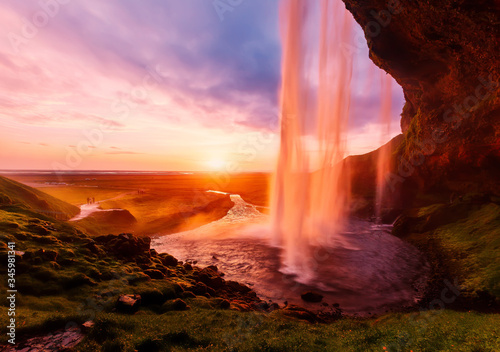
left=0, top=0, right=404, bottom=172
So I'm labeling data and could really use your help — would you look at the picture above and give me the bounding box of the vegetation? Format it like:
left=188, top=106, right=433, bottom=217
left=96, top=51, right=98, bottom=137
left=0, top=176, right=499, bottom=351
left=0, top=307, right=498, bottom=351
left=394, top=195, right=500, bottom=302
left=0, top=176, right=79, bottom=220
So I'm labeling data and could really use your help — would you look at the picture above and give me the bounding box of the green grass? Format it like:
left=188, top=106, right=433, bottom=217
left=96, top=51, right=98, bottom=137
left=396, top=200, right=500, bottom=300
left=56, top=309, right=500, bottom=352
left=1, top=305, right=499, bottom=351
left=0, top=176, right=80, bottom=220
left=1, top=175, right=499, bottom=351
left=431, top=203, right=500, bottom=297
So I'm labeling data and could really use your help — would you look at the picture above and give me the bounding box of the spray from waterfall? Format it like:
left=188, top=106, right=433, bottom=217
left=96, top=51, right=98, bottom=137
left=271, top=0, right=355, bottom=282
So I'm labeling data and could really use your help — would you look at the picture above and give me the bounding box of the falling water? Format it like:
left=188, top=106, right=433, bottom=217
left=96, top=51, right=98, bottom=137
left=150, top=0, right=427, bottom=310
left=375, top=73, right=393, bottom=221
left=271, top=0, right=355, bottom=282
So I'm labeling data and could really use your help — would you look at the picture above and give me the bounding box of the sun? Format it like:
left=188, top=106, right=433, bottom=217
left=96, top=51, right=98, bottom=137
left=206, top=158, right=226, bottom=171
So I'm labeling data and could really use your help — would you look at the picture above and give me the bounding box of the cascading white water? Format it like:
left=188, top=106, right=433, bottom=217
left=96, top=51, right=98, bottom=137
left=271, top=0, right=356, bottom=282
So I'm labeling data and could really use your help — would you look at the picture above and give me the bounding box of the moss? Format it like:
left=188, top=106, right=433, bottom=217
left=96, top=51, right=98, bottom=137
left=396, top=201, right=500, bottom=299
left=433, top=203, right=500, bottom=297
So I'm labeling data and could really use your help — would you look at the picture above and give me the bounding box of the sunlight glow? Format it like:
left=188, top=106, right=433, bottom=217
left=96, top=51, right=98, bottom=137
left=206, top=158, right=227, bottom=171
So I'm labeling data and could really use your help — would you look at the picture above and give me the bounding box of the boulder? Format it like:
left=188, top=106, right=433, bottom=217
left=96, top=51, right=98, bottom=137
left=225, top=280, right=252, bottom=294
left=161, top=298, right=189, bottom=312
left=139, top=288, right=166, bottom=306
left=116, top=294, right=141, bottom=314
left=301, top=291, right=324, bottom=303
left=96, top=233, right=152, bottom=258
left=198, top=272, right=224, bottom=290
left=143, top=269, right=164, bottom=280
left=160, top=254, right=178, bottom=267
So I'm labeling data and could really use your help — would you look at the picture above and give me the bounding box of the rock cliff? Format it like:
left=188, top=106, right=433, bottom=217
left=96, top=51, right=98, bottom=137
left=343, top=0, right=500, bottom=196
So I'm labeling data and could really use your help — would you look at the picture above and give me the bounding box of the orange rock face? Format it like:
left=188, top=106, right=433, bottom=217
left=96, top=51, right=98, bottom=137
left=343, top=0, right=499, bottom=196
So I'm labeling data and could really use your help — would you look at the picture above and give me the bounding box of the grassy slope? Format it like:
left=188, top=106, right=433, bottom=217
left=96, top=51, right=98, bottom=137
left=0, top=178, right=498, bottom=351
left=394, top=197, right=500, bottom=302
left=0, top=176, right=80, bottom=220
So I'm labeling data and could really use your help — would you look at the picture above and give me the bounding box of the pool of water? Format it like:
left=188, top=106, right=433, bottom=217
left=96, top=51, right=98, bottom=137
left=151, top=194, right=429, bottom=315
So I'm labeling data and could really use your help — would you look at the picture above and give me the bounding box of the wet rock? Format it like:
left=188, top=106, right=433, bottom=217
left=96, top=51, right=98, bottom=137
left=206, top=265, right=218, bottom=272
left=183, top=263, right=193, bottom=271
left=225, top=280, right=252, bottom=294
left=301, top=291, right=324, bottom=303
left=198, top=272, right=224, bottom=290
left=116, top=294, right=141, bottom=314
left=160, top=254, right=178, bottom=267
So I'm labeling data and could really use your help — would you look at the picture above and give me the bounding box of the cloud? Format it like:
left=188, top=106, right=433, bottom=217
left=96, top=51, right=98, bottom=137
left=0, top=0, right=406, bottom=170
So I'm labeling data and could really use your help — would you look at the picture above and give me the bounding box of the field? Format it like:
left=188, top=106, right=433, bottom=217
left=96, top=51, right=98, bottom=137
left=6, top=173, right=271, bottom=236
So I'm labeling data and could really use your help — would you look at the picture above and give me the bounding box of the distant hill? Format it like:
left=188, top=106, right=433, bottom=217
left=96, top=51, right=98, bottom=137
left=0, top=176, right=80, bottom=220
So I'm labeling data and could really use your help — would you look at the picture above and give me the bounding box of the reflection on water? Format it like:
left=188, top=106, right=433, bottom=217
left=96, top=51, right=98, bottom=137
left=151, top=193, right=429, bottom=315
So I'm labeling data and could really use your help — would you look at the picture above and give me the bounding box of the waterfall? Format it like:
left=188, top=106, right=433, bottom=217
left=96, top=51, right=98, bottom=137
left=271, top=0, right=355, bottom=283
